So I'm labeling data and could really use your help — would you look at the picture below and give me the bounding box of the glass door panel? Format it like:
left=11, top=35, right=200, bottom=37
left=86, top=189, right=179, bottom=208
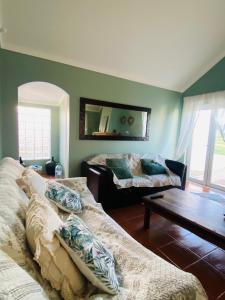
left=189, top=110, right=211, bottom=183
left=210, top=129, right=225, bottom=189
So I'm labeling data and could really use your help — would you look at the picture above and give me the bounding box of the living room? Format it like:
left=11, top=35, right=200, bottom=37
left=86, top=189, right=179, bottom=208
left=0, top=1, right=225, bottom=300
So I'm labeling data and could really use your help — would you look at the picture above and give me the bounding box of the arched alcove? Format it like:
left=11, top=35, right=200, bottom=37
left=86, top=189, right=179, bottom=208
left=18, top=82, right=70, bottom=177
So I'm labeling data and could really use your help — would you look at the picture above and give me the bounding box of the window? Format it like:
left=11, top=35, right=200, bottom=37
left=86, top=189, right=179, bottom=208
left=18, top=106, right=51, bottom=160
left=188, top=108, right=225, bottom=191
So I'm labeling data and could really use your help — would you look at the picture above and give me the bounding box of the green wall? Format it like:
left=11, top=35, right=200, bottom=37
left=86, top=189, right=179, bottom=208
left=1, top=49, right=181, bottom=176
left=0, top=49, right=2, bottom=158
left=184, top=57, right=225, bottom=96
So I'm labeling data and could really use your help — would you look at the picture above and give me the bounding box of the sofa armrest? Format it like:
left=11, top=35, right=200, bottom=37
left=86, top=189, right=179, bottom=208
left=86, top=168, right=102, bottom=203
left=86, top=165, right=117, bottom=205
left=165, top=159, right=187, bottom=190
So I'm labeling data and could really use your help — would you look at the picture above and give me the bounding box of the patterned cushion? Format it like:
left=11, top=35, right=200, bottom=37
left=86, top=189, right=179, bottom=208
left=56, top=215, right=119, bottom=295
left=26, top=194, right=86, bottom=299
left=0, top=249, right=48, bottom=300
left=45, top=181, right=82, bottom=213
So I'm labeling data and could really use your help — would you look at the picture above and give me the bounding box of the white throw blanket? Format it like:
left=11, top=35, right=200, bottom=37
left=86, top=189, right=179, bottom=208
left=58, top=178, right=207, bottom=300
left=0, top=157, right=206, bottom=300
left=87, top=153, right=181, bottom=188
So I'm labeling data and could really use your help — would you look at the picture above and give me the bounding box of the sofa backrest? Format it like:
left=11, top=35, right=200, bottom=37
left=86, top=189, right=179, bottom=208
left=0, top=157, right=24, bottom=182
left=86, top=153, right=167, bottom=176
left=0, top=157, right=58, bottom=298
left=0, top=157, right=28, bottom=257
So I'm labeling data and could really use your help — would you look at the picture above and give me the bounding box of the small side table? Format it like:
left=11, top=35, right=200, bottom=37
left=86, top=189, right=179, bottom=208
left=40, top=173, right=55, bottom=180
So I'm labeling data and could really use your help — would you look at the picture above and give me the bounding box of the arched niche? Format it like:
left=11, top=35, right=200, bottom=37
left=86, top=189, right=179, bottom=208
left=18, top=81, right=70, bottom=177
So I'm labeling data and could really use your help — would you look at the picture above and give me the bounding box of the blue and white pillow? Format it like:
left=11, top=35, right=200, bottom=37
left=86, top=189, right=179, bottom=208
left=56, top=215, right=119, bottom=295
left=45, top=181, right=82, bottom=213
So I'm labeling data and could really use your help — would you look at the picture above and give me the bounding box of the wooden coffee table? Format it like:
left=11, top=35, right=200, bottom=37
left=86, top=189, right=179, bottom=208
left=143, top=188, right=225, bottom=247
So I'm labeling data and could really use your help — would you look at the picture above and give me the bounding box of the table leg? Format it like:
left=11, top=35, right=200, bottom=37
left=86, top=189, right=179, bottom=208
left=144, top=204, right=151, bottom=229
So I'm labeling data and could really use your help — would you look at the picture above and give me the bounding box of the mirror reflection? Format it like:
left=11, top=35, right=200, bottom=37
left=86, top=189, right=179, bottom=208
left=80, top=98, right=151, bottom=140
left=85, top=104, right=148, bottom=137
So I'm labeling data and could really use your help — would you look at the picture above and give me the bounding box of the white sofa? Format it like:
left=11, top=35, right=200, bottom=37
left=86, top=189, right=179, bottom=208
left=0, top=157, right=207, bottom=299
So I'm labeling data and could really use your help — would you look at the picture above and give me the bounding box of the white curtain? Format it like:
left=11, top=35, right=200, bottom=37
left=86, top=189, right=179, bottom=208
left=208, top=91, right=225, bottom=141
left=216, top=109, right=225, bottom=140
left=175, top=90, right=225, bottom=161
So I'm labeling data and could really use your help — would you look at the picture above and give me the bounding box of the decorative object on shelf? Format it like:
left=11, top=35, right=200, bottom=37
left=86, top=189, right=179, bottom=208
left=120, top=115, right=127, bottom=124
left=31, top=164, right=43, bottom=173
left=45, top=156, right=57, bottom=176
left=19, top=157, right=26, bottom=167
left=55, top=163, right=63, bottom=179
left=127, top=116, right=135, bottom=126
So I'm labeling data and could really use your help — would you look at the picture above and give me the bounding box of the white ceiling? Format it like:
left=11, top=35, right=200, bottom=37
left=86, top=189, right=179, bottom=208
left=1, top=0, right=225, bottom=92
left=18, top=82, right=68, bottom=106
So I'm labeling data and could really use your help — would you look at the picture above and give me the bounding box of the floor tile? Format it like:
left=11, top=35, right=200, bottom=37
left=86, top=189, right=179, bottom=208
left=204, top=248, right=225, bottom=275
left=118, top=215, right=146, bottom=233
left=179, top=233, right=217, bottom=257
left=160, top=240, right=200, bottom=269
left=150, top=247, right=176, bottom=265
left=148, top=214, right=173, bottom=230
left=120, top=215, right=175, bottom=248
left=166, top=223, right=191, bottom=240
left=107, top=203, right=144, bottom=222
left=186, top=260, right=225, bottom=299
left=138, top=231, right=175, bottom=249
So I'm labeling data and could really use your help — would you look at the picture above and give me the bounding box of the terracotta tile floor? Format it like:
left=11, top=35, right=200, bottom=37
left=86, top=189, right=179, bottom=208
left=107, top=183, right=225, bottom=300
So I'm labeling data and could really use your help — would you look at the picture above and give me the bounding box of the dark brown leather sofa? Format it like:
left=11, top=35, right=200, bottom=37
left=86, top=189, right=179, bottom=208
left=81, top=158, right=187, bottom=209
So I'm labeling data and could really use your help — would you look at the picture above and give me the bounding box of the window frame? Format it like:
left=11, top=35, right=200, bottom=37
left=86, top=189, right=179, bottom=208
left=18, top=105, right=52, bottom=161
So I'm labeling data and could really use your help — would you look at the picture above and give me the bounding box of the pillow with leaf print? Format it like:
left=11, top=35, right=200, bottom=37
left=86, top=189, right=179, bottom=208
left=45, top=181, right=82, bottom=213
left=56, top=215, right=119, bottom=295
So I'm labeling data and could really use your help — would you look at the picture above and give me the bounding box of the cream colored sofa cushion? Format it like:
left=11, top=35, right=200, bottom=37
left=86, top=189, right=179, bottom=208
left=17, top=168, right=47, bottom=198
left=0, top=249, right=48, bottom=300
left=26, top=194, right=86, bottom=299
left=0, top=157, right=24, bottom=182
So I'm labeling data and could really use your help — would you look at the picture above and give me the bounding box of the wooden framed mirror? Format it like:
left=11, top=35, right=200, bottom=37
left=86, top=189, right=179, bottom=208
left=79, top=98, right=151, bottom=141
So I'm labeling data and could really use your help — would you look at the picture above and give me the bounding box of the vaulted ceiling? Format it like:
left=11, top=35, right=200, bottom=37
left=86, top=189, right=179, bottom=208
left=1, top=0, right=225, bottom=92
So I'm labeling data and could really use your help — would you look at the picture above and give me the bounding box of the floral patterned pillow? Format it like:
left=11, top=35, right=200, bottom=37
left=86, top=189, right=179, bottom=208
left=45, top=181, right=82, bottom=213
left=56, top=215, right=119, bottom=295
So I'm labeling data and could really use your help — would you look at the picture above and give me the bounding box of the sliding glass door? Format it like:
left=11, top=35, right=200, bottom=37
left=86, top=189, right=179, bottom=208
left=188, top=109, right=211, bottom=183
left=210, top=128, right=225, bottom=189
left=188, top=109, right=225, bottom=191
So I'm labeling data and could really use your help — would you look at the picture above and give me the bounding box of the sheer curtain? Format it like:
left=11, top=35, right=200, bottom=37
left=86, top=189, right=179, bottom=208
left=209, top=91, right=225, bottom=141
left=175, top=90, right=225, bottom=161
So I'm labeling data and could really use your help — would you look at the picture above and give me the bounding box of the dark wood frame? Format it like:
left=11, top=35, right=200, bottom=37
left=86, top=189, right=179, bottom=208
left=79, top=97, right=151, bottom=140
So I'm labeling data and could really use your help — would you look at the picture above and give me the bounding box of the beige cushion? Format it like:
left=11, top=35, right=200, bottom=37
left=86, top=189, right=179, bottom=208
left=0, top=249, right=48, bottom=300
left=0, top=157, right=25, bottom=184
left=26, top=194, right=86, bottom=299
left=16, top=168, right=47, bottom=198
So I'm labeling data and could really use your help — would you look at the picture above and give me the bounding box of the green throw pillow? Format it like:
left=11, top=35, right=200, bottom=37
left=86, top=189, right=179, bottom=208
left=141, top=159, right=167, bottom=176
left=106, top=158, right=133, bottom=179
